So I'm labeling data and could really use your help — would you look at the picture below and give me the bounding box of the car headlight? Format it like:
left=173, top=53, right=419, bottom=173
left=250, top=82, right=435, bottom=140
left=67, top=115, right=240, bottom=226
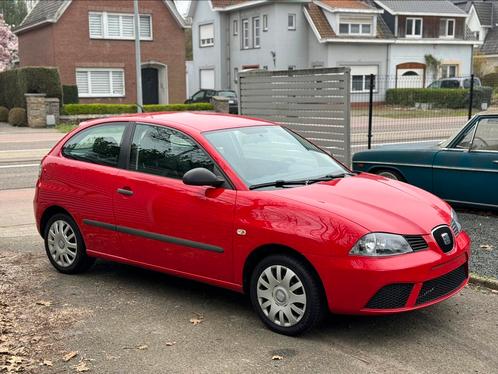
left=349, top=233, right=413, bottom=257
left=451, top=209, right=462, bottom=236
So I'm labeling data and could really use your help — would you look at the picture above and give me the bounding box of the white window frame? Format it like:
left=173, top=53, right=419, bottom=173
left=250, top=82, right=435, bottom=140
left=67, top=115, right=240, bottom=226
left=253, top=16, right=261, bottom=48
left=263, top=14, right=268, bottom=31
left=242, top=19, right=250, bottom=49
left=76, top=68, right=125, bottom=98
left=441, top=18, right=455, bottom=38
left=88, top=12, right=152, bottom=41
left=338, top=20, right=372, bottom=35
left=441, top=64, right=458, bottom=78
left=199, top=23, right=215, bottom=48
left=349, top=66, right=378, bottom=93
left=406, top=17, right=423, bottom=38
left=233, top=19, right=238, bottom=36
left=288, top=14, right=296, bottom=30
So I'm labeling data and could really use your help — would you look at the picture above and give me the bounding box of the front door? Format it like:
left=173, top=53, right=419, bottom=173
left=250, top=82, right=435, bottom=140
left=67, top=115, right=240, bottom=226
left=142, top=68, right=159, bottom=105
left=113, top=123, right=236, bottom=282
left=433, top=117, right=498, bottom=207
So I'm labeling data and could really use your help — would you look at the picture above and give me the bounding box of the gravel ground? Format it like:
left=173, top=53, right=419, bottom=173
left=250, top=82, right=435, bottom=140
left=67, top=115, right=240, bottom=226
left=457, top=209, right=498, bottom=279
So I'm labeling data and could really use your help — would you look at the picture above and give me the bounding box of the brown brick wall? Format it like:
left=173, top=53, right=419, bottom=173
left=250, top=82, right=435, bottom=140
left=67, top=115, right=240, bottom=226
left=18, top=0, right=186, bottom=104
left=18, top=25, right=56, bottom=67
left=398, top=16, right=465, bottom=39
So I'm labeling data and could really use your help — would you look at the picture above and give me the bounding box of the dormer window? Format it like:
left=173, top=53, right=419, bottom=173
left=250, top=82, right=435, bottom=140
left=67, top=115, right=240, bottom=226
left=406, top=18, right=422, bottom=38
left=338, top=16, right=373, bottom=36
left=440, top=19, right=455, bottom=38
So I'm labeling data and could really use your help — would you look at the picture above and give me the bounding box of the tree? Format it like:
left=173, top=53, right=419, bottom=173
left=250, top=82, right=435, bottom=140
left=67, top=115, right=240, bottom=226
left=425, top=54, right=441, bottom=81
left=0, top=14, right=18, bottom=72
left=0, top=0, right=28, bottom=28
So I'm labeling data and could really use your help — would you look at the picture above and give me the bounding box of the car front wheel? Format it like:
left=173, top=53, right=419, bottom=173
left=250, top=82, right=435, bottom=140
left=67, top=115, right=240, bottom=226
left=249, top=254, right=325, bottom=335
left=44, top=213, right=95, bottom=274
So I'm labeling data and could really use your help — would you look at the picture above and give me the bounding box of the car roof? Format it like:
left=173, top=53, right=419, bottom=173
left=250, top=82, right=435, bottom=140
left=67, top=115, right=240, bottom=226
left=81, top=112, right=274, bottom=133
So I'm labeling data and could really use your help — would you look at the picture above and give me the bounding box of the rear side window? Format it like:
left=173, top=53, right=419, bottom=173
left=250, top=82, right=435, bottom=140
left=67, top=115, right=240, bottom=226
left=62, top=123, right=126, bottom=167
left=129, top=124, right=215, bottom=179
left=440, top=80, right=460, bottom=88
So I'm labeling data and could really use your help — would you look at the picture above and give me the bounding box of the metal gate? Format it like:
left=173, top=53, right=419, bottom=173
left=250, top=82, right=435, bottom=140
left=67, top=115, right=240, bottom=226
left=238, top=67, right=351, bottom=165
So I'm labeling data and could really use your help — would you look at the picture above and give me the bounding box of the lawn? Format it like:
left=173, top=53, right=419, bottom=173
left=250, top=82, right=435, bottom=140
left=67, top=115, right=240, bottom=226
left=352, top=106, right=477, bottom=119
left=56, top=122, right=77, bottom=133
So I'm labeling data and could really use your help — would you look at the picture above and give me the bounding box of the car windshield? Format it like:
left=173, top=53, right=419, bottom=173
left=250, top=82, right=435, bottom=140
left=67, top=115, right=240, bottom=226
left=204, top=126, right=348, bottom=187
left=218, top=91, right=236, bottom=98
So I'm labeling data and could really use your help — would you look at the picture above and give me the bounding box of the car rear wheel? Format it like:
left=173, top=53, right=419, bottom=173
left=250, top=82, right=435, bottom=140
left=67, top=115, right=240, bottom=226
left=249, top=255, right=325, bottom=335
left=44, top=213, right=95, bottom=274
left=375, top=169, right=404, bottom=181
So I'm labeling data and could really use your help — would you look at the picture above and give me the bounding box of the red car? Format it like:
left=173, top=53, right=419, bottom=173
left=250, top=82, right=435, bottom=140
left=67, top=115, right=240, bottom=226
left=35, top=112, right=470, bottom=335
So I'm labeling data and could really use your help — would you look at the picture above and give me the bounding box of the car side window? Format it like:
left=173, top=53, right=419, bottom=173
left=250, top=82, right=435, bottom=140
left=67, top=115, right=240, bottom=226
left=62, top=123, right=126, bottom=167
left=192, top=91, right=205, bottom=101
left=129, top=124, right=215, bottom=179
left=471, top=119, right=498, bottom=151
left=441, top=80, right=459, bottom=89
left=453, top=124, right=476, bottom=149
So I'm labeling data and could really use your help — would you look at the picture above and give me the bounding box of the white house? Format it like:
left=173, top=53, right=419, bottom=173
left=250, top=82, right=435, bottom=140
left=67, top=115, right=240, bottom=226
left=188, top=0, right=477, bottom=101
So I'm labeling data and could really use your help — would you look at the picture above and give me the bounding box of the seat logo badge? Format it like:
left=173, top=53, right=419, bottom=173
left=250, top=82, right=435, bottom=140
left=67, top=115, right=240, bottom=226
left=236, top=229, right=246, bottom=236
left=441, top=232, right=451, bottom=246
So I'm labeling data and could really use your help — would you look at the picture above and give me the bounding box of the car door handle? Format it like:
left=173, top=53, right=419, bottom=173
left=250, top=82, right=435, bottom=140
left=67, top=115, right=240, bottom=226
left=117, top=188, right=133, bottom=196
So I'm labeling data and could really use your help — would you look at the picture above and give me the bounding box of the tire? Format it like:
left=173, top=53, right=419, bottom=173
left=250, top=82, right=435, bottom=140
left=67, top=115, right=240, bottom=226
left=375, top=169, right=404, bottom=181
left=44, top=213, right=95, bottom=274
left=249, top=254, right=326, bottom=336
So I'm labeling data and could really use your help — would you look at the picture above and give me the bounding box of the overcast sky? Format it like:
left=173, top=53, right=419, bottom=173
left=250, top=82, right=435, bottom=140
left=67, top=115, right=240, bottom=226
left=175, top=0, right=191, bottom=16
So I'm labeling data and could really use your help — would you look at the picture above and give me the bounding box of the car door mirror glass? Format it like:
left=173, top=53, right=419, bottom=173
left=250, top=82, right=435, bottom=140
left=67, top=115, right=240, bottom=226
left=183, top=168, right=224, bottom=187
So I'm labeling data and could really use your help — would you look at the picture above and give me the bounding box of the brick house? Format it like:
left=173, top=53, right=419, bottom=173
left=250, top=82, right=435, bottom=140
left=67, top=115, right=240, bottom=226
left=14, top=0, right=188, bottom=105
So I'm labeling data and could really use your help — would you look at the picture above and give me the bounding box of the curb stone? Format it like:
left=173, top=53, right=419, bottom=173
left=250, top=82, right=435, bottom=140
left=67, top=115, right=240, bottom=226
left=469, top=273, right=498, bottom=291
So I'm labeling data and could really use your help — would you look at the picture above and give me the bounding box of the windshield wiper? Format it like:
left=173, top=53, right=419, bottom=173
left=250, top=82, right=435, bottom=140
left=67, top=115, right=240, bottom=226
left=249, top=173, right=353, bottom=190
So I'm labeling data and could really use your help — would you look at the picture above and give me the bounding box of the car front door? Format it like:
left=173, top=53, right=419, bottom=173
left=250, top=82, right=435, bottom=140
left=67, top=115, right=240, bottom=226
left=113, top=123, right=237, bottom=283
left=433, top=117, right=498, bottom=207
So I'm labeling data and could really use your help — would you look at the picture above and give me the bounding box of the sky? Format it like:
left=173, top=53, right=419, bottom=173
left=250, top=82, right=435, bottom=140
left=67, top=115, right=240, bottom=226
left=175, top=0, right=191, bottom=17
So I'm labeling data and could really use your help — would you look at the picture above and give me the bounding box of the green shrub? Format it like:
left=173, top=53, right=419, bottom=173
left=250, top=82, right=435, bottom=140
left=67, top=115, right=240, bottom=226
left=471, top=86, right=493, bottom=108
left=481, top=73, right=498, bottom=88
left=63, top=85, right=79, bottom=104
left=62, top=103, right=214, bottom=115
left=8, top=107, right=27, bottom=127
left=0, top=106, right=8, bottom=122
left=0, top=67, right=62, bottom=109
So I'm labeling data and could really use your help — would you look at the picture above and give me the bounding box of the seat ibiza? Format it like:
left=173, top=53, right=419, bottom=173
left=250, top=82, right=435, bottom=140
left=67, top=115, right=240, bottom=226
left=35, top=112, right=470, bottom=335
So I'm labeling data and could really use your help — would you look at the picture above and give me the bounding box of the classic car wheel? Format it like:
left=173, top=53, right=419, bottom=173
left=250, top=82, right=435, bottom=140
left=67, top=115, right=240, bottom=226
left=375, top=169, right=404, bottom=181
left=250, top=254, right=325, bottom=335
left=44, top=213, right=95, bottom=274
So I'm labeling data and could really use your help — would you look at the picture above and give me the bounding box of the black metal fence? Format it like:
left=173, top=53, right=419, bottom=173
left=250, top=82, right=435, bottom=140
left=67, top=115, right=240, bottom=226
left=350, top=74, right=495, bottom=153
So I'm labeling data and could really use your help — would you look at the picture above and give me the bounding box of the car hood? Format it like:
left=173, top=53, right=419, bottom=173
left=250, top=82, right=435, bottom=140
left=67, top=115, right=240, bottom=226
left=268, top=173, right=450, bottom=235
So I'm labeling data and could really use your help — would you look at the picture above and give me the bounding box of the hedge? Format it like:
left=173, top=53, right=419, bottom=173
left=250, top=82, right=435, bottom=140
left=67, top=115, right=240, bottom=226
left=385, top=87, right=493, bottom=109
left=62, top=85, right=79, bottom=104
left=0, top=106, right=8, bottom=122
left=0, top=67, right=62, bottom=109
left=63, top=103, right=214, bottom=115
left=8, top=107, right=27, bottom=127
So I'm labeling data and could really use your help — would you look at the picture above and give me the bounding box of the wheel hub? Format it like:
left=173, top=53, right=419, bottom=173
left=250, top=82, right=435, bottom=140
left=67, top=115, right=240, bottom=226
left=273, top=287, right=288, bottom=305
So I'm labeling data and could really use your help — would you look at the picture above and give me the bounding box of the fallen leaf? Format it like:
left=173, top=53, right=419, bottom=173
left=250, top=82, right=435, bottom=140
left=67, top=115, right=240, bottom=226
left=271, top=355, right=284, bottom=361
left=73, top=361, right=90, bottom=372
left=165, top=342, right=176, bottom=347
left=491, top=290, right=498, bottom=294
left=480, top=244, right=494, bottom=251
left=36, top=300, right=52, bottom=307
left=137, top=344, right=148, bottom=350
left=190, top=317, right=203, bottom=325
left=41, top=360, right=53, bottom=367
left=63, top=351, right=78, bottom=362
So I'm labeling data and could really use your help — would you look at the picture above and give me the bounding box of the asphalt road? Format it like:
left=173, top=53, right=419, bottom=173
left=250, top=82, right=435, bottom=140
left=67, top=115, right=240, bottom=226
left=1, top=122, right=497, bottom=373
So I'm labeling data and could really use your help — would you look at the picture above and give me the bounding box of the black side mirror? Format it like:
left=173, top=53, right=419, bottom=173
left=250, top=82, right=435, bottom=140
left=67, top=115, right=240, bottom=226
left=183, top=168, right=224, bottom=187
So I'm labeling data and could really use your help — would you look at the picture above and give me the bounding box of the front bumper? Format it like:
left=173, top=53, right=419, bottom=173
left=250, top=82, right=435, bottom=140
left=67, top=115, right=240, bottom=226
left=312, top=230, right=471, bottom=314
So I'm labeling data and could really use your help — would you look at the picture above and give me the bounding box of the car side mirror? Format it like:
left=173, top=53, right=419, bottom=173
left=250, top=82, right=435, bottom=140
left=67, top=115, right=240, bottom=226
left=183, top=168, right=224, bottom=187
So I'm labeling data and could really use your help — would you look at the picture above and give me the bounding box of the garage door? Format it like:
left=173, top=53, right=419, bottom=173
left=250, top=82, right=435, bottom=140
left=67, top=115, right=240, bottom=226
left=397, top=69, right=424, bottom=88
left=200, top=69, right=215, bottom=89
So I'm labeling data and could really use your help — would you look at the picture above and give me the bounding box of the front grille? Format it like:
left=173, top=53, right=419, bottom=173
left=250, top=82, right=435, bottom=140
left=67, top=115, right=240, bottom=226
left=416, top=264, right=467, bottom=305
left=404, top=235, right=428, bottom=251
left=432, top=225, right=454, bottom=253
left=366, top=283, right=414, bottom=309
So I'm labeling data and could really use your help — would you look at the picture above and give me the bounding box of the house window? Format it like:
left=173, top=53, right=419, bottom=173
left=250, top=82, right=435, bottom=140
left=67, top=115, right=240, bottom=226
left=200, top=69, right=215, bottom=89
left=442, top=64, right=458, bottom=78
left=339, top=18, right=372, bottom=35
left=234, top=67, right=239, bottom=84
left=242, top=19, right=250, bottom=49
left=440, top=18, right=455, bottom=38
left=406, top=18, right=422, bottom=37
left=348, top=66, right=378, bottom=93
left=233, top=19, right=238, bottom=36
left=253, top=17, right=261, bottom=48
left=199, top=23, right=214, bottom=47
left=263, top=15, right=268, bottom=31
left=88, top=12, right=152, bottom=40
left=76, top=68, right=125, bottom=98
left=288, top=14, right=296, bottom=30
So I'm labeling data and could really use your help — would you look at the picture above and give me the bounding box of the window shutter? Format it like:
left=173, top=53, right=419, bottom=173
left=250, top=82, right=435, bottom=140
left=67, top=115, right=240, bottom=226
left=122, top=15, right=134, bottom=38
left=111, top=71, right=125, bottom=95
left=140, top=16, right=151, bottom=39
left=90, top=71, right=111, bottom=95
left=89, top=13, right=103, bottom=38
left=107, top=15, right=120, bottom=37
left=76, top=71, right=89, bottom=95
left=200, top=23, right=214, bottom=44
